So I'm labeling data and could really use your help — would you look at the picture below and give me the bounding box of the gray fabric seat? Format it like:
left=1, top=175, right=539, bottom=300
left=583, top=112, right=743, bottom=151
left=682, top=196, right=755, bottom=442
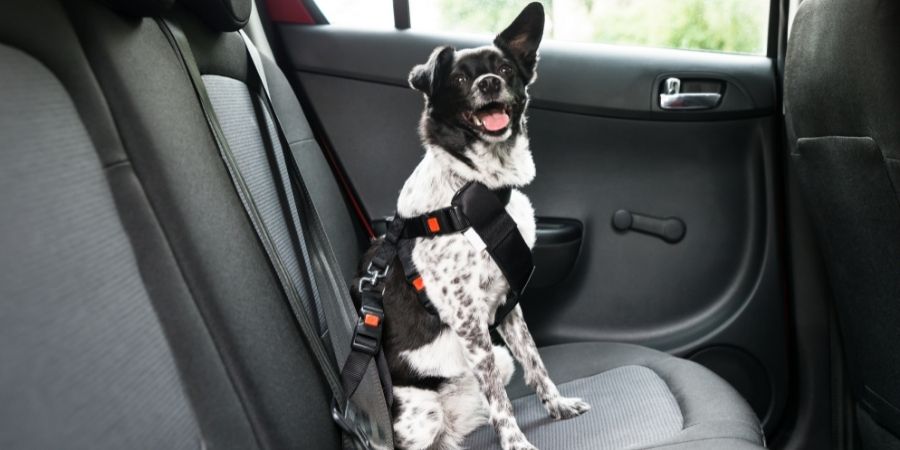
left=785, top=0, right=900, bottom=448
left=468, top=343, right=765, bottom=449
left=3, top=0, right=340, bottom=448
left=0, top=1, right=222, bottom=448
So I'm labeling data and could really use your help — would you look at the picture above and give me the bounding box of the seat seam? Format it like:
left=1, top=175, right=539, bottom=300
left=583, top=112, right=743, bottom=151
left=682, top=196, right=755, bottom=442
left=104, top=158, right=129, bottom=169
left=643, top=359, right=763, bottom=434
left=632, top=435, right=764, bottom=449
left=101, top=142, right=265, bottom=449
left=640, top=359, right=688, bottom=432
left=288, top=136, right=315, bottom=147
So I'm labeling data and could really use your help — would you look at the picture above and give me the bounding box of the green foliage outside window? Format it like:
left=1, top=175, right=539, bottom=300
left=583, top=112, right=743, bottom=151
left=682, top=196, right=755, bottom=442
left=425, top=0, right=768, bottom=55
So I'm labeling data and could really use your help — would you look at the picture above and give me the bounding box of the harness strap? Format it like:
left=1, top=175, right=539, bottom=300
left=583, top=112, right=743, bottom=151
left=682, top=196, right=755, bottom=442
left=397, top=240, right=439, bottom=315
left=400, top=205, right=467, bottom=238
left=398, top=187, right=512, bottom=239
left=339, top=183, right=533, bottom=428
left=340, top=219, right=403, bottom=399
left=453, top=182, right=535, bottom=296
left=393, top=182, right=533, bottom=327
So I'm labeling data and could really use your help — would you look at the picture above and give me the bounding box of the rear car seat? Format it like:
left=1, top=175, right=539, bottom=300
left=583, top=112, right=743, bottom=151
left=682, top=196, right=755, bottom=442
left=3, top=0, right=342, bottom=448
left=1, top=0, right=768, bottom=448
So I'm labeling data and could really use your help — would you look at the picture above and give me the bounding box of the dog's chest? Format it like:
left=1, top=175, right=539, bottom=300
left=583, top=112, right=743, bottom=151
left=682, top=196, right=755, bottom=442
left=396, top=156, right=536, bottom=323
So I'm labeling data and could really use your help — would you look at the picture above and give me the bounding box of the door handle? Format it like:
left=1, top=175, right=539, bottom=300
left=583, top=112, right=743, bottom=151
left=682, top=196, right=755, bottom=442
left=659, top=77, right=722, bottom=110
left=612, top=209, right=686, bottom=243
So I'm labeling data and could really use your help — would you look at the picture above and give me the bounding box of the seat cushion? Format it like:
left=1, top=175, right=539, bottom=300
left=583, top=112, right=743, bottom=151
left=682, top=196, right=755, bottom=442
left=466, top=342, right=765, bottom=449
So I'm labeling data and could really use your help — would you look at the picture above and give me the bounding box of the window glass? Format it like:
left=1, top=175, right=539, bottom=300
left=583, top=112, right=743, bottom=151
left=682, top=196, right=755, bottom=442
left=408, top=0, right=770, bottom=55
left=315, top=0, right=395, bottom=28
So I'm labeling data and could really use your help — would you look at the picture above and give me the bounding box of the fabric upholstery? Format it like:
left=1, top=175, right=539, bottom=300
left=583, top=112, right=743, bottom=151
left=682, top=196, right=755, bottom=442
left=261, top=54, right=368, bottom=281
left=68, top=3, right=341, bottom=448
left=786, top=0, right=900, bottom=446
left=181, top=0, right=251, bottom=31
left=203, top=74, right=322, bottom=325
left=0, top=0, right=126, bottom=167
left=0, top=42, right=200, bottom=450
left=480, top=342, right=765, bottom=449
left=99, top=0, right=175, bottom=17
left=467, top=365, right=683, bottom=449
left=200, top=63, right=393, bottom=449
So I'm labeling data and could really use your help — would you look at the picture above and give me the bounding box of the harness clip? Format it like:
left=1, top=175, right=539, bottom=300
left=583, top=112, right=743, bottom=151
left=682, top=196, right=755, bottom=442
left=350, top=304, right=384, bottom=356
left=357, top=262, right=388, bottom=293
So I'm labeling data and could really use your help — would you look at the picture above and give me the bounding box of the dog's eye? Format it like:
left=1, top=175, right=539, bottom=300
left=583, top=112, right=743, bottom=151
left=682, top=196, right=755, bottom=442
left=453, top=74, right=468, bottom=87
left=499, top=65, right=514, bottom=77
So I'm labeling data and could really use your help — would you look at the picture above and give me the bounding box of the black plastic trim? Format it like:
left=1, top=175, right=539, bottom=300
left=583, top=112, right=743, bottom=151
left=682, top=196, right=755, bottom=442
left=280, top=26, right=776, bottom=121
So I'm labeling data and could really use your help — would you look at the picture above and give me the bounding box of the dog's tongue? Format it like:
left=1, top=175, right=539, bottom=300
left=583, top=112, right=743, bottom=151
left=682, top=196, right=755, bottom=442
left=478, top=109, right=510, bottom=132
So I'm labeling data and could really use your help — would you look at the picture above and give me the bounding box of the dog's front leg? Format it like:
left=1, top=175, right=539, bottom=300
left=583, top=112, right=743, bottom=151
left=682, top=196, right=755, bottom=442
left=497, top=305, right=591, bottom=420
left=449, top=302, right=537, bottom=450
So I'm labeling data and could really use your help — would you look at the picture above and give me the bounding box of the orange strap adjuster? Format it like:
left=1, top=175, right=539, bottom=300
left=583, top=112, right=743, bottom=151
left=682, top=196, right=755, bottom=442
left=363, top=313, right=381, bottom=328
left=411, top=276, right=426, bottom=292
left=426, top=216, right=441, bottom=233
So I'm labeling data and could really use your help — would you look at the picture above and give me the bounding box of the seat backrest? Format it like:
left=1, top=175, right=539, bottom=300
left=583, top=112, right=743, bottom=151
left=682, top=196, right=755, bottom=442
left=785, top=0, right=900, bottom=447
left=0, top=1, right=254, bottom=448
left=65, top=0, right=391, bottom=446
left=1, top=0, right=370, bottom=447
left=64, top=1, right=349, bottom=448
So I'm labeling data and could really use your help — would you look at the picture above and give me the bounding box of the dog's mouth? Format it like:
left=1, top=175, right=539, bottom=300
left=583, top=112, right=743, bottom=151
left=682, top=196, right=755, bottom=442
left=463, top=102, right=512, bottom=136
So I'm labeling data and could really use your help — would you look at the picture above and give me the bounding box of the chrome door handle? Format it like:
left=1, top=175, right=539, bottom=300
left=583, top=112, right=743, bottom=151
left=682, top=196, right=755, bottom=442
left=659, top=77, right=722, bottom=110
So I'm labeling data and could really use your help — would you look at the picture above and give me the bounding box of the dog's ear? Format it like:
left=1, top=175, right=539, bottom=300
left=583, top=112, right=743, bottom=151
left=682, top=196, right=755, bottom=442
left=409, top=46, right=455, bottom=96
left=494, top=2, right=545, bottom=82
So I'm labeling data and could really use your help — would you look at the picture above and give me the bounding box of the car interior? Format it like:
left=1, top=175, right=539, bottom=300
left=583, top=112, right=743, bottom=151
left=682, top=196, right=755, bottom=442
left=1, top=0, right=897, bottom=449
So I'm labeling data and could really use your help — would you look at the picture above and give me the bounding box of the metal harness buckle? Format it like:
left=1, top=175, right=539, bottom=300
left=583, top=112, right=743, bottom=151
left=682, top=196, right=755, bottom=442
left=357, top=262, right=388, bottom=293
left=331, top=398, right=376, bottom=450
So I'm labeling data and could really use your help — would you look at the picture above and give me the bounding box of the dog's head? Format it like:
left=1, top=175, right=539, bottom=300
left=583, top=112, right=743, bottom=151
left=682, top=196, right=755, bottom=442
left=409, top=2, right=544, bottom=151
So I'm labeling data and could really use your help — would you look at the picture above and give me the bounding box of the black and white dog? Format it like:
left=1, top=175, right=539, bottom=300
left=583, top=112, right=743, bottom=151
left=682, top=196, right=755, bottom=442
left=361, top=3, right=589, bottom=449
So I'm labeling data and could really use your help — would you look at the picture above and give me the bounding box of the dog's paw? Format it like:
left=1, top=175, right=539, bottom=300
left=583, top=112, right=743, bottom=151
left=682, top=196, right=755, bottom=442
left=545, top=396, right=591, bottom=420
left=503, top=440, right=538, bottom=450
left=500, top=430, right=538, bottom=450
left=507, top=444, right=538, bottom=450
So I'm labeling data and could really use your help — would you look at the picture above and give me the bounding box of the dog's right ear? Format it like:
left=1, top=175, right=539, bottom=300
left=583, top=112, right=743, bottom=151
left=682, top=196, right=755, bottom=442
left=409, top=46, right=455, bottom=97
left=494, top=2, right=545, bottom=83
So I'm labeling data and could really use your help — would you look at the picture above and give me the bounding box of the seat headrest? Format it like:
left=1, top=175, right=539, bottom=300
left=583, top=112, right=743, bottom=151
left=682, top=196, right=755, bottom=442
left=180, top=0, right=251, bottom=32
left=101, top=0, right=175, bottom=17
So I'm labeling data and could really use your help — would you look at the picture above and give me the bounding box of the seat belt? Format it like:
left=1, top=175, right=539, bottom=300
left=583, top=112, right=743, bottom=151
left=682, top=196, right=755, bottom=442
left=156, top=19, right=382, bottom=450
left=237, top=29, right=392, bottom=449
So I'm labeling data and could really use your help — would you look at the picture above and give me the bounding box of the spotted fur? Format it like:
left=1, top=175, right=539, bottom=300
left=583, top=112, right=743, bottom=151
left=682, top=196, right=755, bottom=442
left=357, top=4, right=590, bottom=449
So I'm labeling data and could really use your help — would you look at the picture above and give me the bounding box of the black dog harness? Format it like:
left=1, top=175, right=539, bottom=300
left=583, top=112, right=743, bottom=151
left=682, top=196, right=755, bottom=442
left=339, top=181, right=535, bottom=401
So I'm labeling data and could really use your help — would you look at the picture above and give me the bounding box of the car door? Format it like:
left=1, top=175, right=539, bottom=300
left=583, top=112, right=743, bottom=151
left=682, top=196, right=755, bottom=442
left=259, top=0, right=789, bottom=438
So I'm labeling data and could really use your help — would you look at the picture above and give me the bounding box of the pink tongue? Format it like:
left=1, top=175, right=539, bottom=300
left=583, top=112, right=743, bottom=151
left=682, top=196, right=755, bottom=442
left=480, top=111, right=510, bottom=132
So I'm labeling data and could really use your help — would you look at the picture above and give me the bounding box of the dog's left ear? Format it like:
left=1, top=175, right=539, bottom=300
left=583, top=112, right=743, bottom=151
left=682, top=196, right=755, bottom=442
left=494, top=2, right=545, bottom=82
left=409, top=46, right=455, bottom=97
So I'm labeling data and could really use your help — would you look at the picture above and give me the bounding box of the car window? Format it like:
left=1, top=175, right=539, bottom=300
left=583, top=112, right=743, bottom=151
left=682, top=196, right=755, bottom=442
left=313, top=0, right=771, bottom=55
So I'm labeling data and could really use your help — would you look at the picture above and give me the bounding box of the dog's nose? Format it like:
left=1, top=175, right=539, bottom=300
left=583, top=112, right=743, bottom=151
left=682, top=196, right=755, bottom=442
left=477, top=76, right=502, bottom=96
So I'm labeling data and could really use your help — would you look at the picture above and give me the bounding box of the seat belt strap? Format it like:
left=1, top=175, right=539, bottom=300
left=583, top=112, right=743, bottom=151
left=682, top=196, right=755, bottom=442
left=240, top=32, right=331, bottom=344
left=238, top=30, right=392, bottom=449
left=156, top=15, right=348, bottom=420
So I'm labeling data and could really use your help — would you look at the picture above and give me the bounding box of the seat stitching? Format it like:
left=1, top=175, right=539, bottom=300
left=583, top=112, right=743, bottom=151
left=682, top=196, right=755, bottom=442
left=103, top=154, right=265, bottom=448
left=287, top=136, right=316, bottom=147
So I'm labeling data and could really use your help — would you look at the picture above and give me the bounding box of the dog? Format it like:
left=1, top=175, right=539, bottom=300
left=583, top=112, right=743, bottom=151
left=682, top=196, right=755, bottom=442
left=356, top=3, right=590, bottom=449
